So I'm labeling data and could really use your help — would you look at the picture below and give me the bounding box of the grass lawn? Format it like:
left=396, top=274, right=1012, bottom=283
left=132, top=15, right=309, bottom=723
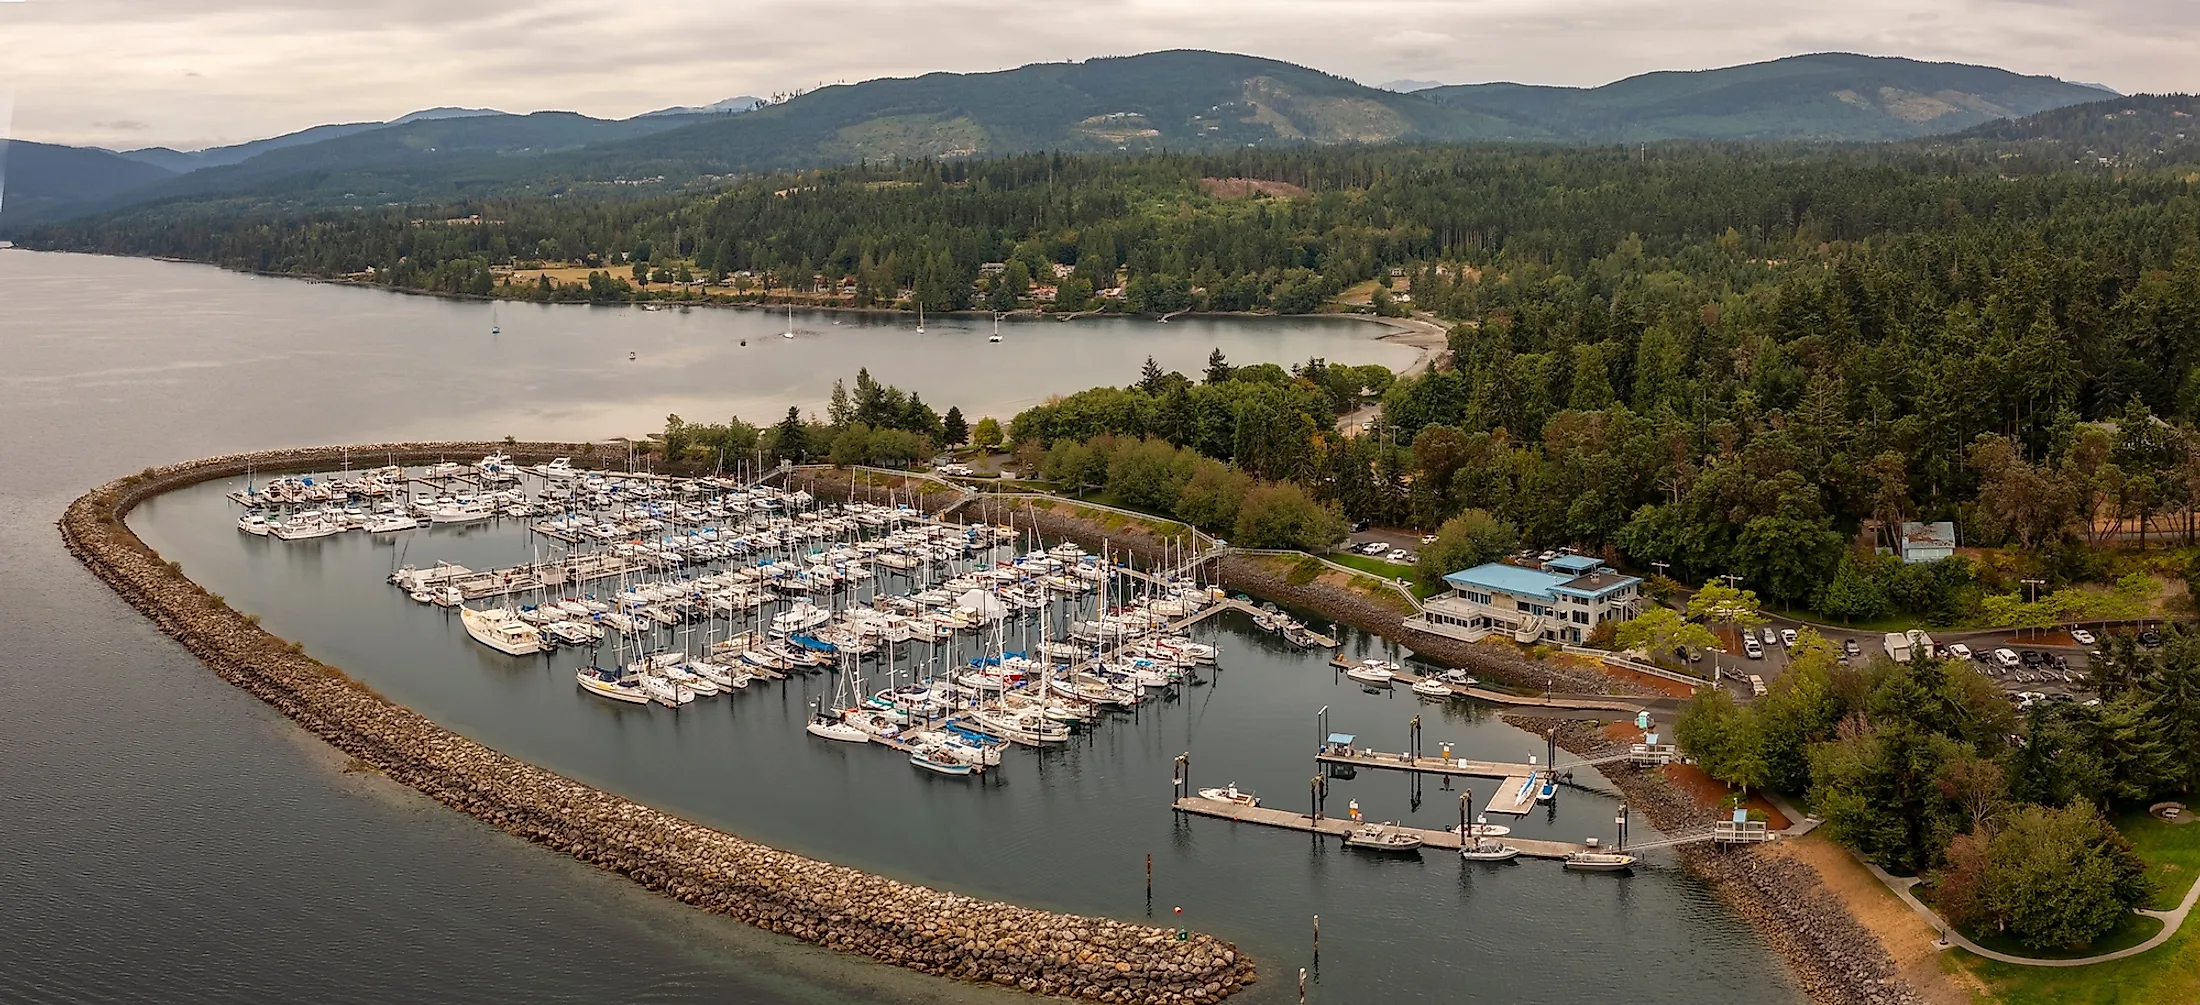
left=1322, top=552, right=1438, bottom=596
left=1954, top=808, right=2200, bottom=1004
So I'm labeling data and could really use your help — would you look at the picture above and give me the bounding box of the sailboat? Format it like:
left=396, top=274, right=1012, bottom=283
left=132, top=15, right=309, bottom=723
left=915, top=301, right=926, bottom=335
left=490, top=303, right=500, bottom=335
left=781, top=304, right=797, bottom=339
left=989, top=314, right=1002, bottom=343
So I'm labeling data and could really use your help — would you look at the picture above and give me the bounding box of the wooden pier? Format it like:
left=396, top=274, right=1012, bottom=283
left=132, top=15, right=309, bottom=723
left=1171, top=798, right=1591, bottom=859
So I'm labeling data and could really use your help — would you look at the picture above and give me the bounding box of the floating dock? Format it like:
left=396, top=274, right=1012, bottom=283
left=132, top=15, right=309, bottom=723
left=1171, top=798, right=1591, bottom=858
left=1330, top=655, right=1649, bottom=714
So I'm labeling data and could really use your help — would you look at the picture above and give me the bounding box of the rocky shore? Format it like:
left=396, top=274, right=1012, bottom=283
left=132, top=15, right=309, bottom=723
left=1518, top=718, right=1926, bottom=1005
left=60, top=443, right=1256, bottom=1004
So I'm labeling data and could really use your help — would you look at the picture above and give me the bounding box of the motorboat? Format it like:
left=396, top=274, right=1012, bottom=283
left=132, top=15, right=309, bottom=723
left=1196, top=783, right=1259, bottom=808
left=1563, top=851, right=1637, bottom=872
left=365, top=514, right=420, bottom=533
left=910, top=741, right=977, bottom=776
left=1410, top=676, right=1454, bottom=698
left=1342, top=823, right=1424, bottom=852
left=1446, top=820, right=1512, bottom=839
left=1459, top=841, right=1522, bottom=863
left=576, top=665, right=649, bottom=704
left=236, top=512, right=272, bottom=535
left=1344, top=660, right=1398, bottom=685
left=272, top=517, right=343, bottom=540
left=461, top=607, right=544, bottom=656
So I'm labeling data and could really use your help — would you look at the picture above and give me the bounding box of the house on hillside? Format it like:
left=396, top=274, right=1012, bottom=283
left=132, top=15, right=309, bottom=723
left=1898, top=521, right=1957, bottom=564
left=1406, top=554, right=1644, bottom=646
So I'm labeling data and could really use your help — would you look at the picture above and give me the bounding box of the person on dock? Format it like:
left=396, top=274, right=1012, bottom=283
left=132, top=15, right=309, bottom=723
left=1348, top=799, right=1361, bottom=821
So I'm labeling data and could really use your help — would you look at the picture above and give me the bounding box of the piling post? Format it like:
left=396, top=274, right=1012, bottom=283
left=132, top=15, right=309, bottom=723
left=1312, top=914, right=1320, bottom=962
left=1310, top=776, right=1322, bottom=822
left=1409, top=714, right=1422, bottom=761
left=1617, top=804, right=1630, bottom=853
left=1146, top=852, right=1153, bottom=913
left=1299, top=967, right=1308, bottom=1004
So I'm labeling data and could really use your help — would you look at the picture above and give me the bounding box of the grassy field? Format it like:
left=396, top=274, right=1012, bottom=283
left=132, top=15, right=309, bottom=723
left=1955, top=809, right=2200, bottom=1004
left=1322, top=552, right=1441, bottom=598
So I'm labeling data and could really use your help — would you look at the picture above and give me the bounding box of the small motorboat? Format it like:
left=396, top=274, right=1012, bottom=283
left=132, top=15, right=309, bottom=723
left=909, top=742, right=976, bottom=776
left=1344, top=660, right=1398, bottom=685
left=628, top=351, right=637, bottom=361
left=1197, top=783, right=1259, bottom=808
left=1343, top=823, right=1424, bottom=853
left=1446, top=820, right=1511, bottom=839
left=1410, top=676, right=1453, bottom=698
left=1536, top=779, right=1558, bottom=803
left=1563, top=851, right=1637, bottom=872
left=1459, top=840, right=1521, bottom=863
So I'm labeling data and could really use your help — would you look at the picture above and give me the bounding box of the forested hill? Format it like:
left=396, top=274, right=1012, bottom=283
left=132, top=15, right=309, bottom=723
left=0, top=140, right=179, bottom=222
left=4, top=50, right=2129, bottom=228
left=1417, top=53, right=2113, bottom=141
left=1927, top=93, right=2200, bottom=165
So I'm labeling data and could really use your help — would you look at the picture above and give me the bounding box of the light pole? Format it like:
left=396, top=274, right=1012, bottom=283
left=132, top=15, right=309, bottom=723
left=2020, top=578, right=2047, bottom=639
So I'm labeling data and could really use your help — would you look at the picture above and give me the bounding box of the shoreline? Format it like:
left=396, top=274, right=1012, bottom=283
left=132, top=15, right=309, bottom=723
left=60, top=442, right=1257, bottom=1005
left=20, top=247, right=1434, bottom=366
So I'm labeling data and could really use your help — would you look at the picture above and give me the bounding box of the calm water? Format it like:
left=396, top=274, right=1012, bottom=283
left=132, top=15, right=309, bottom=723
left=1, top=249, right=1800, bottom=1004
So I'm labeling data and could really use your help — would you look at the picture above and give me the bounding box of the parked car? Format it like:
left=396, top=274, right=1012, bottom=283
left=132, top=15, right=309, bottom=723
left=1744, top=639, right=1764, bottom=660
left=1780, top=628, right=1798, bottom=647
left=1760, top=627, right=1778, bottom=645
left=1947, top=643, right=1972, bottom=660
left=2139, top=630, right=2164, bottom=647
left=1843, top=639, right=1861, bottom=656
left=1420, top=534, right=1439, bottom=545
left=2020, top=650, right=2044, bottom=666
left=1360, top=542, right=1388, bottom=556
left=1993, top=648, right=2021, bottom=669
left=2069, top=629, right=2097, bottom=646
left=1747, top=674, right=1768, bottom=696
left=1388, top=549, right=1411, bottom=563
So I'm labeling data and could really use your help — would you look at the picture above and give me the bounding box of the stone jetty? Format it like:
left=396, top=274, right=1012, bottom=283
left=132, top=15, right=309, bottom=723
left=60, top=443, right=1257, bottom=1004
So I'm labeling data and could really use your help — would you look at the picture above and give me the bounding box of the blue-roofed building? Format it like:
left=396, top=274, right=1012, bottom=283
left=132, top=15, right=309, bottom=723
left=1406, top=554, right=1643, bottom=645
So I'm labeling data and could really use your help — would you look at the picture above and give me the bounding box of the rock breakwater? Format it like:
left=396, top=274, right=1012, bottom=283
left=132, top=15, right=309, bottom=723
left=61, top=443, right=1256, bottom=1004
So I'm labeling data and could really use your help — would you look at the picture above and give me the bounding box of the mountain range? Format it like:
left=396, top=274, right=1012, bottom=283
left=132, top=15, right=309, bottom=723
left=0, top=50, right=2145, bottom=228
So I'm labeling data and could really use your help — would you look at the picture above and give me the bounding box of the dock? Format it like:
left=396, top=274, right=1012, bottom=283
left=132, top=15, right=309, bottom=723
left=1330, top=655, right=1649, bottom=714
left=1171, top=798, right=1591, bottom=859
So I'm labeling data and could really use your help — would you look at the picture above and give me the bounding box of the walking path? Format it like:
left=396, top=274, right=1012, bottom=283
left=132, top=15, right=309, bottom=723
left=1861, top=853, right=2200, bottom=966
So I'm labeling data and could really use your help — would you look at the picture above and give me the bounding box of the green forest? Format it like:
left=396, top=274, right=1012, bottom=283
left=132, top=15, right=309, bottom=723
left=31, top=131, right=2200, bottom=623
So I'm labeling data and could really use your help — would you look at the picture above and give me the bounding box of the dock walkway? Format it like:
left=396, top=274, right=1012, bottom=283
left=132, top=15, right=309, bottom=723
left=1332, top=656, right=1650, bottom=714
left=1171, top=798, right=1590, bottom=859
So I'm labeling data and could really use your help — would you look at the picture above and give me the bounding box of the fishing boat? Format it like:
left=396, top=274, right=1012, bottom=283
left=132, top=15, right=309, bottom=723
left=576, top=664, right=649, bottom=704
left=1344, top=659, right=1398, bottom=685
left=1459, top=840, right=1522, bottom=863
left=461, top=606, right=544, bottom=656
left=1342, top=823, right=1424, bottom=853
left=1196, top=782, right=1259, bottom=808
left=1562, top=851, right=1637, bottom=872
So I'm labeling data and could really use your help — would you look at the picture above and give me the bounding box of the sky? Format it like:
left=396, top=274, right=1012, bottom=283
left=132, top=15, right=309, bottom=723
left=4, top=0, right=2197, bottom=151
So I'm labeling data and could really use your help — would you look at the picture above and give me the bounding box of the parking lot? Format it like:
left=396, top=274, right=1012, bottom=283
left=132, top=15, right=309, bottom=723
left=1705, top=615, right=2125, bottom=711
left=1342, top=526, right=1428, bottom=566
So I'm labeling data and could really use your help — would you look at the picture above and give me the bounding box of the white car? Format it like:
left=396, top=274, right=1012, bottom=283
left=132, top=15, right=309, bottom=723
left=1761, top=627, right=1778, bottom=645
left=1947, top=643, right=1972, bottom=660
left=1389, top=549, right=1411, bottom=562
left=1744, top=640, right=1764, bottom=660
left=1420, top=534, right=1439, bottom=545
left=1779, top=628, right=1797, bottom=647
left=1993, top=648, right=2020, bottom=669
left=2070, top=629, right=2097, bottom=646
left=1360, top=542, right=1388, bottom=556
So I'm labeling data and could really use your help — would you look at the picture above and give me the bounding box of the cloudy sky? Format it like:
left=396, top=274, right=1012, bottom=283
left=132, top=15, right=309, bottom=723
left=4, top=0, right=2195, bottom=151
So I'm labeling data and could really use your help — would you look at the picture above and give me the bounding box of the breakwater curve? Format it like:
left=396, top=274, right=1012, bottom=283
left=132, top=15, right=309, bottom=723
left=59, top=442, right=1257, bottom=1005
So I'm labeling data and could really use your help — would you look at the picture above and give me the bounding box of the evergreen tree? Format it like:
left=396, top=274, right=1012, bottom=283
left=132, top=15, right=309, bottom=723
left=1204, top=348, right=1232, bottom=385
left=772, top=406, right=808, bottom=462
left=941, top=406, right=969, bottom=446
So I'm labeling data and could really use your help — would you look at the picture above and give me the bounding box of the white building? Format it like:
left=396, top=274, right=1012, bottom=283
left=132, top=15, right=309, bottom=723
left=1898, top=521, right=1957, bottom=564
left=1406, top=555, right=1645, bottom=646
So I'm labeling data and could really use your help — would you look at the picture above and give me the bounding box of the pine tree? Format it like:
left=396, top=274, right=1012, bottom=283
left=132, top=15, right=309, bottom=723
left=1204, top=348, right=1232, bottom=385
left=941, top=406, right=969, bottom=446
left=1139, top=355, right=1166, bottom=393
left=827, top=379, right=852, bottom=428
left=772, top=406, right=808, bottom=462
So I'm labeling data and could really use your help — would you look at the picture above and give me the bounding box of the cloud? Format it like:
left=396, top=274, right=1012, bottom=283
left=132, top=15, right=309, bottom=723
left=3, top=0, right=2196, bottom=149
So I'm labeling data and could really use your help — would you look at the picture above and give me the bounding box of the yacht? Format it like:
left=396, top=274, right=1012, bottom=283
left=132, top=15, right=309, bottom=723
left=272, top=516, right=343, bottom=540
left=461, top=607, right=545, bottom=656
left=236, top=512, right=272, bottom=536
left=576, top=665, right=649, bottom=704
left=365, top=514, right=420, bottom=533
left=1344, top=659, right=1398, bottom=685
